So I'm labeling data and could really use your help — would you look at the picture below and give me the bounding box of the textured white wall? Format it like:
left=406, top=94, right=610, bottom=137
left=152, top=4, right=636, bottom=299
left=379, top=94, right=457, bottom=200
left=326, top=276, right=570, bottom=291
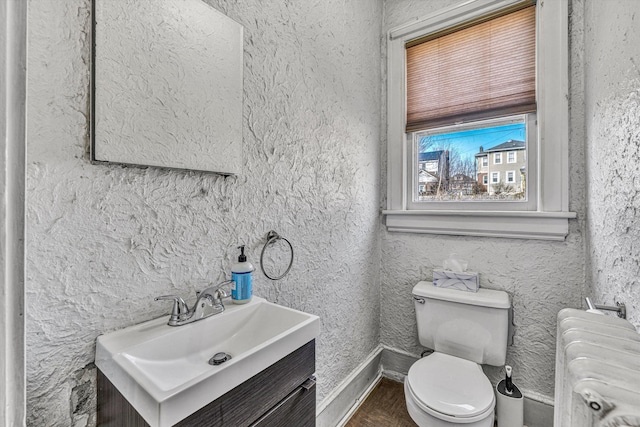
left=584, top=0, right=640, bottom=329
left=26, top=0, right=381, bottom=425
left=380, top=0, right=588, bottom=403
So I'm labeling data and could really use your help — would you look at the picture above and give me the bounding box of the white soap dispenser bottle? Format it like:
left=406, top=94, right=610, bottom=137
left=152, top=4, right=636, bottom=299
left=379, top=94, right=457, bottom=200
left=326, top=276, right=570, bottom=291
left=231, top=245, right=253, bottom=304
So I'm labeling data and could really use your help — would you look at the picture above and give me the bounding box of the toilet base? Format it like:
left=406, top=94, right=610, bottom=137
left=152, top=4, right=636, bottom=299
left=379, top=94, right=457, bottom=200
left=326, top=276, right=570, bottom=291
left=404, top=380, right=495, bottom=427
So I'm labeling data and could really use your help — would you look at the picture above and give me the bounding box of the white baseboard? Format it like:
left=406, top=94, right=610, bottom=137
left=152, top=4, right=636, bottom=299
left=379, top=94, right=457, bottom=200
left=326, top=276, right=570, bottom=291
left=380, top=345, right=419, bottom=379
left=332, top=372, right=382, bottom=427
left=316, top=346, right=383, bottom=427
left=322, top=345, right=554, bottom=427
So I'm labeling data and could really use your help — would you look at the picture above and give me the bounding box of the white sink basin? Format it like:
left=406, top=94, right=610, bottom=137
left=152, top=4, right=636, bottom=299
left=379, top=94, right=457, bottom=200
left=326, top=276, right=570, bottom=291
left=95, top=296, right=320, bottom=427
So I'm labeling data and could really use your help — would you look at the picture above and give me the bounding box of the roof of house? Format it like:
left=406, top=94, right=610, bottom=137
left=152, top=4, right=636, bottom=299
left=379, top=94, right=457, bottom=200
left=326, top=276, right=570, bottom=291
left=419, top=150, right=445, bottom=162
left=451, top=173, right=474, bottom=181
left=475, top=140, right=525, bottom=156
left=418, top=169, right=439, bottom=182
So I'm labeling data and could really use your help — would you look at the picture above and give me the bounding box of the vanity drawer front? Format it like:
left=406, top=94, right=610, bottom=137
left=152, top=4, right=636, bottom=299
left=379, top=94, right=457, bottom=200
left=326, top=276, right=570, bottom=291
left=251, top=377, right=316, bottom=427
left=174, top=339, right=315, bottom=427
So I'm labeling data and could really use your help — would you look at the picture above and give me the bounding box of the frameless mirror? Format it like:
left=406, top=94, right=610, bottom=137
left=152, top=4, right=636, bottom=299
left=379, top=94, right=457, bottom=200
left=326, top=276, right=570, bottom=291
left=91, top=0, right=243, bottom=175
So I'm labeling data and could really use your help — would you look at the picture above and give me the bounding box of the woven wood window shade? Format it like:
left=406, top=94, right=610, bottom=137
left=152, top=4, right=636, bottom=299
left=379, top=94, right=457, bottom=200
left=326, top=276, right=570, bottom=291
left=406, top=5, right=536, bottom=132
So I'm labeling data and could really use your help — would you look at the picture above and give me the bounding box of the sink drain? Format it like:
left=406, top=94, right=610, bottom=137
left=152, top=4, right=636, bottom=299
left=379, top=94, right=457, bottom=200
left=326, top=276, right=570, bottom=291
left=209, top=352, right=232, bottom=366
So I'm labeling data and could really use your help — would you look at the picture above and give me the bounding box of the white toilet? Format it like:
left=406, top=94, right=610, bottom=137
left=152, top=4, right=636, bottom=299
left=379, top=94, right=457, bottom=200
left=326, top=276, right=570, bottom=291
left=404, top=281, right=511, bottom=427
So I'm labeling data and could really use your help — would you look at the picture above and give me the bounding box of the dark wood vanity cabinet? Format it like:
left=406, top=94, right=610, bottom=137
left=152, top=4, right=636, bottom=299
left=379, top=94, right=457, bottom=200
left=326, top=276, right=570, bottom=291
left=97, top=340, right=316, bottom=427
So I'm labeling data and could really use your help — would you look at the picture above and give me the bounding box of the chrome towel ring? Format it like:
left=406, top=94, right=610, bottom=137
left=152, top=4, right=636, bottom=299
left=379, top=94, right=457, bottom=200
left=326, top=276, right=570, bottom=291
left=260, top=230, right=294, bottom=281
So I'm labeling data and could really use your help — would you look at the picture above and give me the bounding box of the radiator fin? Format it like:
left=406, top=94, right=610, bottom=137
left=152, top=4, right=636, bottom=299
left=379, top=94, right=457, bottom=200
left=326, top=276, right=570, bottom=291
left=554, top=308, right=640, bottom=427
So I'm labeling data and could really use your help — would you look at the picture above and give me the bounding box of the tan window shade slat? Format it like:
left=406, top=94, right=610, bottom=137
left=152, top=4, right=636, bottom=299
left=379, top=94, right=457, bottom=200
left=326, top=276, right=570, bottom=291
left=406, top=6, right=536, bottom=132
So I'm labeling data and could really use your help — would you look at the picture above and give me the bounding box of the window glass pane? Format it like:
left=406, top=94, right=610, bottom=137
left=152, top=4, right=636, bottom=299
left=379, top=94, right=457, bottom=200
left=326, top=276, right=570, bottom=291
left=414, top=118, right=527, bottom=201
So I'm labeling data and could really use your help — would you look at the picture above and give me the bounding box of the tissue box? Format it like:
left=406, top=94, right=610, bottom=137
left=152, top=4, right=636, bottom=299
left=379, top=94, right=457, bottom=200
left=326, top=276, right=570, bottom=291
left=433, top=269, right=479, bottom=292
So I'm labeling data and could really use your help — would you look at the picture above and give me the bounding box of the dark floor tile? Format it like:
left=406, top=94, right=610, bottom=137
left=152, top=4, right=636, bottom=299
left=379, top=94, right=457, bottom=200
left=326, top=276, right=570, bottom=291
left=345, top=377, right=417, bottom=427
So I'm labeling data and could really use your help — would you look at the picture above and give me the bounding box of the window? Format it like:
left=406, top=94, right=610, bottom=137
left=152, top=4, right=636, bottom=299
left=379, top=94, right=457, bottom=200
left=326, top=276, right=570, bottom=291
left=482, top=157, right=488, bottom=167
left=507, top=151, right=516, bottom=163
left=507, top=171, right=516, bottom=183
left=412, top=116, right=527, bottom=202
left=483, top=175, right=488, bottom=185
left=405, top=3, right=535, bottom=205
left=384, top=0, right=575, bottom=240
left=491, top=172, right=500, bottom=184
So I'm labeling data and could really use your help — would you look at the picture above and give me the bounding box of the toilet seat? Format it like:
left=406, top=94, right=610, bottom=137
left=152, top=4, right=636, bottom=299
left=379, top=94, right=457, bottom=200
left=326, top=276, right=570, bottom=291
left=406, top=352, right=495, bottom=422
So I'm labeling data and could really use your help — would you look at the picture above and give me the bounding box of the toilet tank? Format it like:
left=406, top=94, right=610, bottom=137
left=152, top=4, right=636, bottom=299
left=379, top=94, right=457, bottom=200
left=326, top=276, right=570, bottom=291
left=412, top=281, right=510, bottom=366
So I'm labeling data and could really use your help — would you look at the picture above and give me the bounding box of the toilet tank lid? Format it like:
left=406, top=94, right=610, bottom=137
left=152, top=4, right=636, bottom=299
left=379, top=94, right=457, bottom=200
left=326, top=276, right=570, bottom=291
left=413, top=281, right=510, bottom=309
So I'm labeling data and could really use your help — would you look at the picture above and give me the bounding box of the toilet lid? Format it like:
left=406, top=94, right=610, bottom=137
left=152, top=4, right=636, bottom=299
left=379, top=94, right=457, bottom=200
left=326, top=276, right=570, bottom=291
left=407, top=352, right=495, bottom=418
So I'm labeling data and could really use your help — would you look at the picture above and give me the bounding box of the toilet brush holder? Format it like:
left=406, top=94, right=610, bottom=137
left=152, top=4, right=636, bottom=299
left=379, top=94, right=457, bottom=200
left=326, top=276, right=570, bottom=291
left=496, top=366, right=523, bottom=427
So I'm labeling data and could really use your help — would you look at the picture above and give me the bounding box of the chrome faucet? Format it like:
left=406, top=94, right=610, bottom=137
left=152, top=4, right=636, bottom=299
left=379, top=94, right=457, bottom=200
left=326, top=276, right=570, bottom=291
left=155, top=281, right=232, bottom=326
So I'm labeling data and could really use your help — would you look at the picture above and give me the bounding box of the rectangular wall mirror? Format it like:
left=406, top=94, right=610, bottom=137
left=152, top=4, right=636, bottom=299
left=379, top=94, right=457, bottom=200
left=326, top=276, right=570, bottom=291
left=91, top=0, right=243, bottom=175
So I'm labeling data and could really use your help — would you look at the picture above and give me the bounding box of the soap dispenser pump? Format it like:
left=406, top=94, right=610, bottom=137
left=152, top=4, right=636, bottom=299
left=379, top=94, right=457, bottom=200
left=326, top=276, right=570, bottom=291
left=231, top=245, right=253, bottom=304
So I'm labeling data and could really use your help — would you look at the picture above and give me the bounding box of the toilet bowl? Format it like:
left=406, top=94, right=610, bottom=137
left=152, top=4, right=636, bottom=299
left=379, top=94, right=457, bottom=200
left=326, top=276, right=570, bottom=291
left=405, top=282, right=510, bottom=427
left=404, top=352, right=495, bottom=426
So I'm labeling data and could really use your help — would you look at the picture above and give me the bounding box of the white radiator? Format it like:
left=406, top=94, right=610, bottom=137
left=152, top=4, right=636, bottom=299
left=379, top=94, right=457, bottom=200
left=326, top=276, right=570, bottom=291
left=554, top=308, right=640, bottom=427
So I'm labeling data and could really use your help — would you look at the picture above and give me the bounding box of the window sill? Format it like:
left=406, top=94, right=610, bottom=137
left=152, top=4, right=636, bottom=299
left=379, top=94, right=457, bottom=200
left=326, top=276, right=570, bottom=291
left=382, top=210, right=577, bottom=241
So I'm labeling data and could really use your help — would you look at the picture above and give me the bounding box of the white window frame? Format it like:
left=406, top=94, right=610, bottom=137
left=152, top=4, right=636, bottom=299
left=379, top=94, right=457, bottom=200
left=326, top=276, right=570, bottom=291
left=494, top=152, right=502, bottom=164
left=507, top=170, right=516, bottom=183
left=384, top=0, right=575, bottom=241
left=482, top=157, right=488, bottom=167
left=483, top=175, right=488, bottom=185
left=507, top=151, right=516, bottom=163
left=491, top=171, right=500, bottom=184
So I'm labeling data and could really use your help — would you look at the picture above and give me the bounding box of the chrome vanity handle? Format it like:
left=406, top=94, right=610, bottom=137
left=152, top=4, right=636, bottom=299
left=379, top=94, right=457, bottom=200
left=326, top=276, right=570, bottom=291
left=301, top=377, right=316, bottom=390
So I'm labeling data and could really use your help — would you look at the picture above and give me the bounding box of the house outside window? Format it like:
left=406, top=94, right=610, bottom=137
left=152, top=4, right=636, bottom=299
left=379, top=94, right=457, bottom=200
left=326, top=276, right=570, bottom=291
left=507, top=151, right=516, bottom=163
left=482, top=157, right=488, bottom=167
left=476, top=139, right=526, bottom=195
left=450, top=173, right=475, bottom=195
left=417, top=150, right=450, bottom=197
left=483, top=175, right=488, bottom=185
left=494, top=152, right=502, bottom=164
left=491, top=172, right=499, bottom=184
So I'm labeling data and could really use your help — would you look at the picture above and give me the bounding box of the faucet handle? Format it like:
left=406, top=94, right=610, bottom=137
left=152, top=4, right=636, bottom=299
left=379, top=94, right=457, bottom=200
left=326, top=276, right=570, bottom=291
left=214, top=287, right=228, bottom=300
left=211, top=286, right=231, bottom=308
left=154, top=295, right=189, bottom=325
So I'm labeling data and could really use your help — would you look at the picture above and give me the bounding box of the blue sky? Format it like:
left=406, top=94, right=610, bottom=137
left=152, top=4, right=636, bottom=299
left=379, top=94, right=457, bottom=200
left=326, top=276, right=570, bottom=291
left=420, top=123, right=526, bottom=160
